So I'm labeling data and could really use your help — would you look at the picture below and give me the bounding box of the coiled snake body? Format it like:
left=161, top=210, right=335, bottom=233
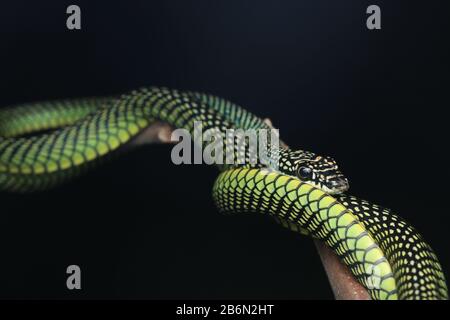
left=0, top=87, right=447, bottom=299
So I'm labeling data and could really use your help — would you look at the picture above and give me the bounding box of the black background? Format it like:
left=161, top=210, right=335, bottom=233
left=0, top=0, right=449, bottom=299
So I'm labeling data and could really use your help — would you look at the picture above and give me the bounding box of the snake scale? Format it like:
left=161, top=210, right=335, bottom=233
left=0, top=87, right=447, bottom=299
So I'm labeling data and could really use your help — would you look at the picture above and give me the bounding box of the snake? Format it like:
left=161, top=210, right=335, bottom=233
left=0, top=87, right=447, bottom=300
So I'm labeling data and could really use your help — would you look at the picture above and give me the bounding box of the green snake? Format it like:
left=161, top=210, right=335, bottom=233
left=0, top=87, right=447, bottom=300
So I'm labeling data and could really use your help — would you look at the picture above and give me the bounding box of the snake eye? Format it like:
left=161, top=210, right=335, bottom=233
left=297, top=167, right=313, bottom=180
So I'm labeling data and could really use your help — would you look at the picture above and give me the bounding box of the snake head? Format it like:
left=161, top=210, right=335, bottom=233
left=280, top=150, right=349, bottom=194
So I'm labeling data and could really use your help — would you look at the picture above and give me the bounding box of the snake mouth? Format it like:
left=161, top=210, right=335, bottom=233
left=324, top=178, right=349, bottom=195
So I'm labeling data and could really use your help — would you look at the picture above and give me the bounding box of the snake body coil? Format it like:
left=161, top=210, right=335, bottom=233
left=0, top=87, right=447, bottom=299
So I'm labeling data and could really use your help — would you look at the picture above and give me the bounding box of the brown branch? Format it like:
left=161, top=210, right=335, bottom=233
left=134, top=120, right=370, bottom=300
left=314, top=240, right=370, bottom=299
left=262, top=118, right=370, bottom=299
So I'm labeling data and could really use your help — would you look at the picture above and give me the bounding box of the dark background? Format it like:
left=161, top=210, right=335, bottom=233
left=0, top=0, right=449, bottom=299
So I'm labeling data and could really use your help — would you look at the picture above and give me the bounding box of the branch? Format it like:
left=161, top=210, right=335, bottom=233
left=314, top=240, right=370, bottom=299
left=134, top=120, right=370, bottom=300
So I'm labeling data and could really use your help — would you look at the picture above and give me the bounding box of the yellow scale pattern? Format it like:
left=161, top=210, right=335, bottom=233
left=213, top=168, right=398, bottom=299
left=213, top=167, right=448, bottom=299
left=0, top=87, right=448, bottom=299
left=339, top=196, right=448, bottom=299
left=0, top=88, right=225, bottom=191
